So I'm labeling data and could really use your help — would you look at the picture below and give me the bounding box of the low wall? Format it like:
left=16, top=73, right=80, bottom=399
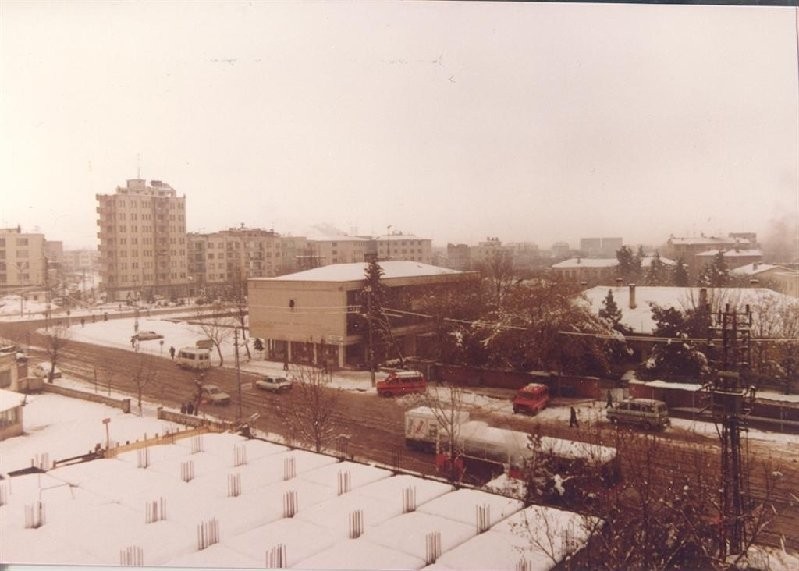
left=432, top=364, right=602, bottom=399
left=630, top=380, right=799, bottom=432
left=157, top=406, right=234, bottom=431
left=42, top=384, right=131, bottom=413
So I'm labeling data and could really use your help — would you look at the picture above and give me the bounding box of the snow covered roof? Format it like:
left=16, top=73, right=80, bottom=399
left=641, top=255, right=676, bottom=267
left=551, top=258, right=618, bottom=269
left=669, top=236, right=749, bottom=246
left=0, top=393, right=590, bottom=569
left=696, top=249, right=762, bottom=258
left=266, top=261, right=464, bottom=282
left=0, top=388, right=24, bottom=411
left=730, top=263, right=783, bottom=276
left=583, top=285, right=797, bottom=334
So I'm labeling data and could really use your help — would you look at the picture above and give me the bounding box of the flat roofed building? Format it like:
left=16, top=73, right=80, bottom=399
left=0, top=226, right=47, bottom=292
left=96, top=179, right=188, bottom=301
left=249, top=261, right=477, bottom=369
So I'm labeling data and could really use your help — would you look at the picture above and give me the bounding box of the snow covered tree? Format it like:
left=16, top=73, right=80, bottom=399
left=698, top=251, right=730, bottom=287
left=645, top=251, right=668, bottom=286
left=44, top=324, right=70, bottom=383
left=615, top=246, right=642, bottom=284
left=193, top=304, right=236, bottom=366
left=475, top=279, right=613, bottom=375
left=274, top=365, right=342, bottom=453
left=598, top=289, right=623, bottom=331
left=673, top=257, right=689, bottom=286
left=361, top=259, right=404, bottom=369
left=638, top=304, right=710, bottom=381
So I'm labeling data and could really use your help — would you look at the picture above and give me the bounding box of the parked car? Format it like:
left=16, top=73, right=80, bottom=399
left=201, top=384, right=230, bottom=405
left=376, top=370, right=427, bottom=397
left=606, top=398, right=670, bottom=430
left=32, top=362, right=62, bottom=379
left=131, top=331, right=164, bottom=341
left=255, top=376, right=293, bottom=392
left=512, top=383, right=550, bottom=415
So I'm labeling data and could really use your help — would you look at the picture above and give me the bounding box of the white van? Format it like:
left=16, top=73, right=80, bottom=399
left=176, top=347, right=211, bottom=370
left=606, top=398, right=670, bottom=430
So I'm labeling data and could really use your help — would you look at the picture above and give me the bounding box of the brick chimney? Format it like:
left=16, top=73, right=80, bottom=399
left=628, top=283, right=637, bottom=309
left=699, top=287, right=708, bottom=309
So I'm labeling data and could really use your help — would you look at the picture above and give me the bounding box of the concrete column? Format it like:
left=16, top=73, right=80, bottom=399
left=339, top=343, right=345, bottom=368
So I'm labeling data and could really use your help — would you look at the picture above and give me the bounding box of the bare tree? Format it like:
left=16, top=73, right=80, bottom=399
left=420, top=383, right=467, bottom=482
left=44, top=324, right=70, bottom=382
left=193, top=304, right=236, bottom=366
left=275, top=366, right=341, bottom=453
left=131, top=353, right=157, bottom=416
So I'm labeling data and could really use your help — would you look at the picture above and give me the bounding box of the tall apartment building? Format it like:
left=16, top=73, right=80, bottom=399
left=0, top=227, right=47, bottom=291
left=96, top=179, right=188, bottom=301
left=188, top=227, right=308, bottom=297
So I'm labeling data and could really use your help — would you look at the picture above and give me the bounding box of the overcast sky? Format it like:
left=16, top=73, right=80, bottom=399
left=1, top=2, right=797, bottom=250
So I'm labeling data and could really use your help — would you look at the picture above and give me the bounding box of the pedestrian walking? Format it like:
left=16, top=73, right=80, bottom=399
left=187, top=402, right=194, bottom=415
left=169, top=346, right=176, bottom=360
left=180, top=402, right=187, bottom=414
left=569, top=406, right=579, bottom=428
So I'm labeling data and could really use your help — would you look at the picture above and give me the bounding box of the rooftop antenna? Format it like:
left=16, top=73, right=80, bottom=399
left=137, top=153, right=142, bottom=179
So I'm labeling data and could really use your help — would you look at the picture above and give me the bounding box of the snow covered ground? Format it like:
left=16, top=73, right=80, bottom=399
left=0, top=394, right=591, bottom=569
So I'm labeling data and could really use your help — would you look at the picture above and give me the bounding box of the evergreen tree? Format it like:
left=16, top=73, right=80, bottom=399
left=616, top=245, right=642, bottom=283
left=361, top=259, right=404, bottom=368
left=598, top=289, right=623, bottom=330
left=645, top=250, right=667, bottom=286
left=674, top=257, right=689, bottom=286
left=698, top=251, right=730, bottom=287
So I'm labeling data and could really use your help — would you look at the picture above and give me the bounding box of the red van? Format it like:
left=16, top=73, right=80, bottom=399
left=376, top=370, right=427, bottom=397
left=512, top=383, right=549, bottom=415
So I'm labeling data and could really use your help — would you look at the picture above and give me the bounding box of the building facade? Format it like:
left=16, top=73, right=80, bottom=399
left=96, top=179, right=188, bottom=301
left=248, top=261, right=477, bottom=369
left=0, top=227, right=47, bottom=292
left=550, top=257, right=619, bottom=285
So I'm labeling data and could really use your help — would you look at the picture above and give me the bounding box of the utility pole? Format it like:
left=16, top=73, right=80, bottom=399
left=366, top=285, right=375, bottom=387
left=705, top=302, right=755, bottom=560
left=235, top=327, right=242, bottom=422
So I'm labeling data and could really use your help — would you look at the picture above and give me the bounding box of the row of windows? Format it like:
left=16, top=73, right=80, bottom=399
left=0, top=238, right=29, bottom=247
left=110, top=199, right=184, bottom=210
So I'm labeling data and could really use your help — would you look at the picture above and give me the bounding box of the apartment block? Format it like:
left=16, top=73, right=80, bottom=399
left=0, top=226, right=47, bottom=291
left=188, top=227, right=310, bottom=297
left=374, top=233, right=432, bottom=264
left=96, top=179, right=188, bottom=301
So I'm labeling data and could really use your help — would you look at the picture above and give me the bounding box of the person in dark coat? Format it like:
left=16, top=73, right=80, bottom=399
left=169, top=346, right=176, bottom=360
left=569, top=406, right=579, bottom=428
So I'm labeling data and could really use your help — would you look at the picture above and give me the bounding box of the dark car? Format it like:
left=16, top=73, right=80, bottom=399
left=131, top=331, right=164, bottom=342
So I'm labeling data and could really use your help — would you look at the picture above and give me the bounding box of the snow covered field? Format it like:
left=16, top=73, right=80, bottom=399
left=0, top=394, right=588, bottom=569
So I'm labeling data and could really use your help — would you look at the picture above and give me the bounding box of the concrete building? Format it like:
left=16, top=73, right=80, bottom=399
left=665, top=234, right=755, bottom=277
left=471, top=237, right=513, bottom=267
left=695, top=248, right=763, bottom=271
left=62, top=249, right=99, bottom=273
left=0, top=387, right=24, bottom=442
left=0, top=226, right=47, bottom=292
left=310, top=235, right=372, bottom=266
left=248, top=261, right=477, bottom=369
left=96, top=179, right=189, bottom=301
left=445, top=243, right=471, bottom=270
left=187, top=227, right=309, bottom=298
left=551, top=241, right=571, bottom=260
left=551, top=257, right=618, bottom=285
left=374, top=233, right=432, bottom=264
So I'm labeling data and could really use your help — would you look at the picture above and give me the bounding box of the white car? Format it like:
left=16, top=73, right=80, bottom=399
left=255, top=376, right=293, bottom=393
left=201, top=384, right=231, bottom=405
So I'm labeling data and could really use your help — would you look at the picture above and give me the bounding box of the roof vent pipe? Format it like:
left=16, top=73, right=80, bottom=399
left=628, top=283, right=637, bottom=310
